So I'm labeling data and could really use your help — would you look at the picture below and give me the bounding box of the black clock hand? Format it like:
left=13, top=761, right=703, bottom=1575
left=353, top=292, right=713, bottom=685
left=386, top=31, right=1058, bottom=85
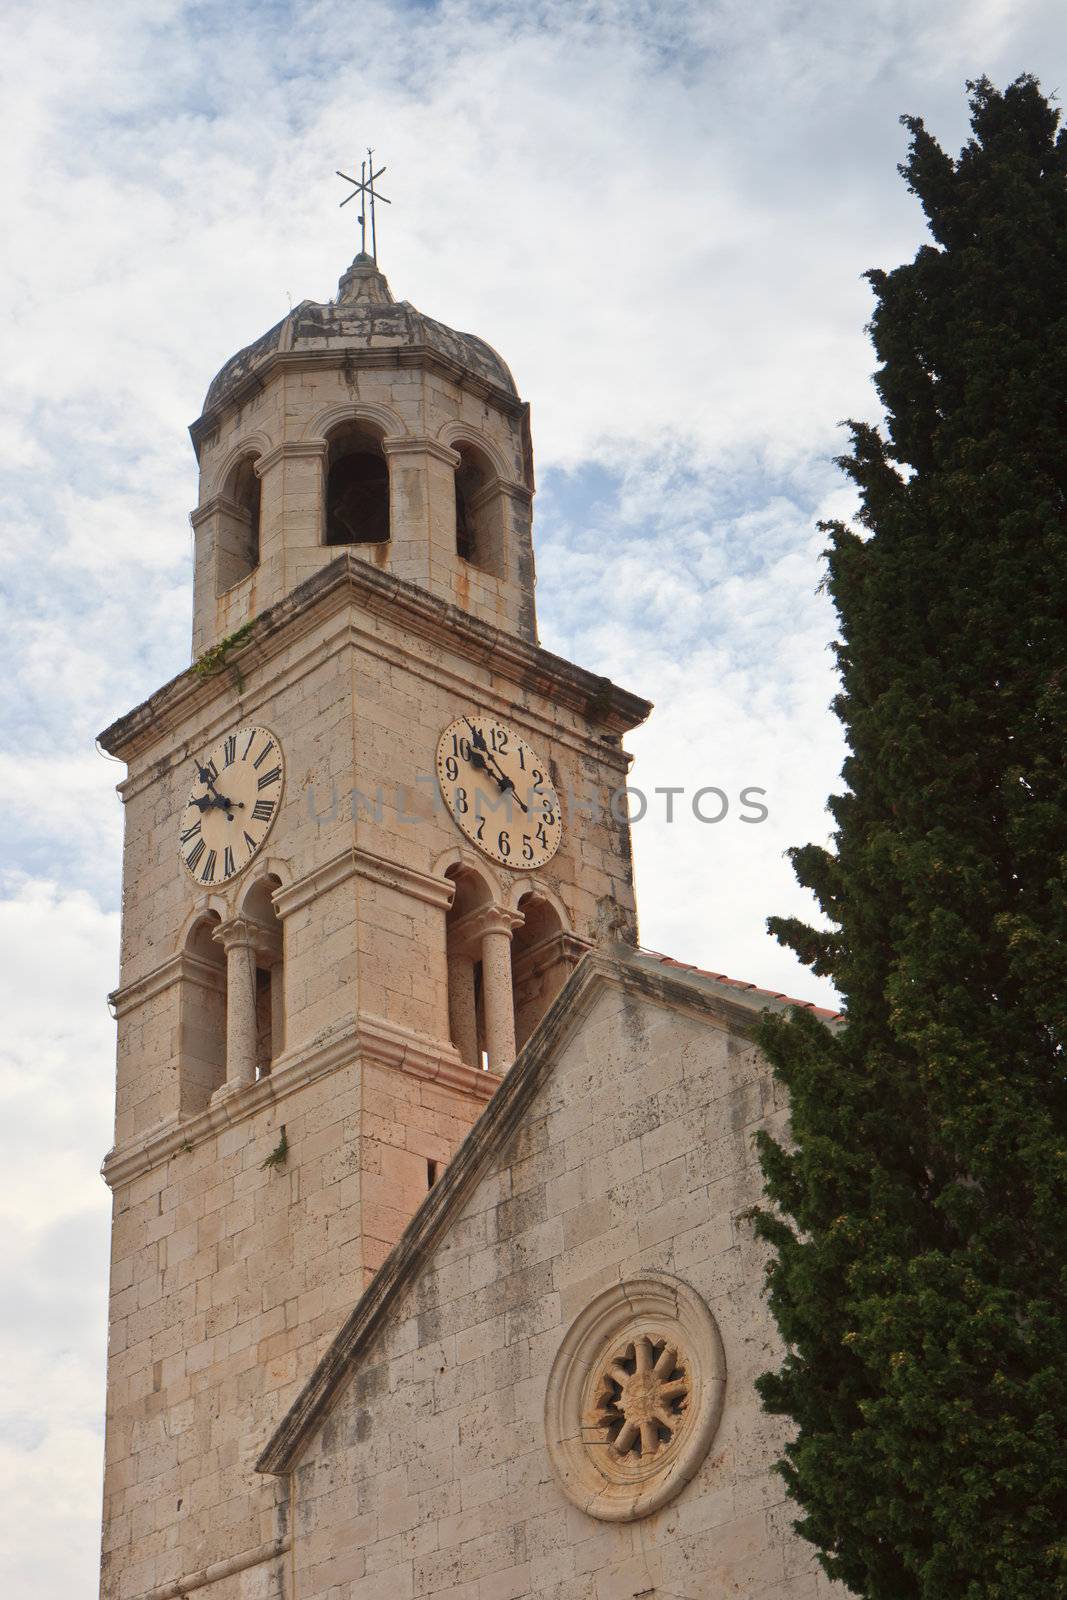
left=193, top=764, right=242, bottom=818
left=461, top=722, right=495, bottom=779
left=493, top=770, right=529, bottom=813
left=463, top=720, right=530, bottom=813
left=195, top=762, right=227, bottom=803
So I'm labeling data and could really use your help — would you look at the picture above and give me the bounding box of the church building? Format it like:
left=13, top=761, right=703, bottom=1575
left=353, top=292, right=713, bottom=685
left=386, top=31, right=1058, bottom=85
left=97, top=239, right=844, bottom=1600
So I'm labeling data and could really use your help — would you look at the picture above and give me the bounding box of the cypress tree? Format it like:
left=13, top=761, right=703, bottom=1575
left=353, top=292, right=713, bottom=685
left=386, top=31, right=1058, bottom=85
left=751, top=76, right=1067, bottom=1599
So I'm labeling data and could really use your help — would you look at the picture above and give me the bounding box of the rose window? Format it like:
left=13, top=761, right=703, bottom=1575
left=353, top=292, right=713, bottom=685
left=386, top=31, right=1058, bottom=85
left=544, top=1274, right=726, bottom=1522
left=595, top=1336, right=690, bottom=1457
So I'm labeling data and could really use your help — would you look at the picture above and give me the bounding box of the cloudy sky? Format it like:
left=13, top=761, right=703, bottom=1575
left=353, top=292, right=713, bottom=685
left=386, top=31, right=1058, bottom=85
left=2, top=0, right=1064, bottom=1591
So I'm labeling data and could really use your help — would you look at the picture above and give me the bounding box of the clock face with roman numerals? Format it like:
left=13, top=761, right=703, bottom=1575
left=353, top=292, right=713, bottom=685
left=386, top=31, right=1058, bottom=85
left=178, top=726, right=284, bottom=887
left=436, top=714, right=562, bottom=869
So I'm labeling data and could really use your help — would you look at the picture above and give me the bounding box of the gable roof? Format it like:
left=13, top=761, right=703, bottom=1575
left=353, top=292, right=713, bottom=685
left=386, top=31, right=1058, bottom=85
left=256, top=945, right=841, bottom=1476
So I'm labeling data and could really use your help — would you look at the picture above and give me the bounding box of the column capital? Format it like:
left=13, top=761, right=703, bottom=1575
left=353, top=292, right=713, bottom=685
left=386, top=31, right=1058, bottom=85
left=254, top=438, right=328, bottom=477
left=447, top=902, right=524, bottom=957
left=382, top=434, right=462, bottom=469
left=213, top=915, right=281, bottom=962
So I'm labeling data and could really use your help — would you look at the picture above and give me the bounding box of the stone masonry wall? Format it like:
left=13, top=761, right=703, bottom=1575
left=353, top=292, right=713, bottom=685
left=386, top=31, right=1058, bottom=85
left=284, top=978, right=847, bottom=1600
left=100, top=572, right=644, bottom=1599
left=192, top=358, right=533, bottom=660
left=101, top=1055, right=487, bottom=1600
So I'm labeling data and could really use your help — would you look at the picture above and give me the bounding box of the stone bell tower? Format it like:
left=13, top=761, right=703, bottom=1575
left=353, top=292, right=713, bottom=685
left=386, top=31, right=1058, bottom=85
left=97, top=244, right=651, bottom=1599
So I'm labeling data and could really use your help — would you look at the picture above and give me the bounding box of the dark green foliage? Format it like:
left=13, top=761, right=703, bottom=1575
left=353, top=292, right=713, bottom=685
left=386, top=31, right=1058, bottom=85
left=751, top=77, right=1067, bottom=1598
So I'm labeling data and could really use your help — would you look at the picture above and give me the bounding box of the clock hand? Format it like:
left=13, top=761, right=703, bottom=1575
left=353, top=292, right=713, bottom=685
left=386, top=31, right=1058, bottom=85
left=193, top=763, right=242, bottom=818
left=493, top=770, right=529, bottom=813
left=460, top=723, right=494, bottom=779
left=462, top=720, right=530, bottom=813
left=195, top=762, right=227, bottom=804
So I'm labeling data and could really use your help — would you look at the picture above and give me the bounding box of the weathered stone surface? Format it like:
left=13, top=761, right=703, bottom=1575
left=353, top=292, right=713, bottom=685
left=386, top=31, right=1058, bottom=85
left=98, top=240, right=840, bottom=1600
left=188, top=258, right=538, bottom=654
left=259, top=954, right=845, bottom=1600
left=98, top=271, right=649, bottom=1597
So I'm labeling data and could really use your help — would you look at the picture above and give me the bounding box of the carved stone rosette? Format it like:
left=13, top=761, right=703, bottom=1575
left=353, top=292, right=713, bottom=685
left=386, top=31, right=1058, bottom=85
left=544, top=1274, right=726, bottom=1522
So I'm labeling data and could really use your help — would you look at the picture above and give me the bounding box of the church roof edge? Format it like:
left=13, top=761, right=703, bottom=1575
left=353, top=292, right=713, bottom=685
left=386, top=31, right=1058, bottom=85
left=638, top=949, right=844, bottom=1024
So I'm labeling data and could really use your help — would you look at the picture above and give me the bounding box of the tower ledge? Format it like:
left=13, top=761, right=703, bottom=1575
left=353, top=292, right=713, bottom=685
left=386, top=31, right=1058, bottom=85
left=98, top=550, right=653, bottom=763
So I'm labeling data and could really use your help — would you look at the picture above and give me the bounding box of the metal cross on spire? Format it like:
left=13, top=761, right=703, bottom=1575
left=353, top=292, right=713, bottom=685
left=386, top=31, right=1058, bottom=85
left=335, top=149, right=391, bottom=264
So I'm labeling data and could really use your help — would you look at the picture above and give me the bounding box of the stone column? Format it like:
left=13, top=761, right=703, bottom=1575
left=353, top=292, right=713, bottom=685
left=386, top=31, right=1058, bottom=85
left=446, top=903, right=523, bottom=1074
left=476, top=907, right=524, bottom=1074
left=480, top=918, right=515, bottom=1072
left=447, top=949, right=479, bottom=1069
left=213, top=917, right=261, bottom=1095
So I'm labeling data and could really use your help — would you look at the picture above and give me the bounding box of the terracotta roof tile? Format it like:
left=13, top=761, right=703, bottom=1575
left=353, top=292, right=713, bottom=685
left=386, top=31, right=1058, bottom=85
left=638, top=948, right=845, bottom=1023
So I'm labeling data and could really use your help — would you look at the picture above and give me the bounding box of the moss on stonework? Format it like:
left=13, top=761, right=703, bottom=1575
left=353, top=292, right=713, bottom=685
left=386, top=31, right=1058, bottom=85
left=192, top=620, right=255, bottom=688
left=260, top=1128, right=288, bottom=1171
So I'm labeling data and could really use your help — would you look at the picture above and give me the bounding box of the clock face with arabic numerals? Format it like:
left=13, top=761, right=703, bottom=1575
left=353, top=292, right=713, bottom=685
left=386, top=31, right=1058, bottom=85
left=178, top=726, right=284, bottom=887
left=436, top=714, right=562, bottom=869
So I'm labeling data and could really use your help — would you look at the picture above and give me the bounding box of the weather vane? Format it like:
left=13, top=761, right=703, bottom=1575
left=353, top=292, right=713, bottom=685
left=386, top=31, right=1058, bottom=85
left=336, top=149, right=391, bottom=264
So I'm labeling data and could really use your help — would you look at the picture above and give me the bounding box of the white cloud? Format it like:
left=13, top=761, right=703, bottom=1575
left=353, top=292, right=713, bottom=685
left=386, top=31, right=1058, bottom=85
left=0, top=878, right=116, bottom=1599
left=536, top=460, right=848, bottom=1003
left=0, top=754, right=124, bottom=897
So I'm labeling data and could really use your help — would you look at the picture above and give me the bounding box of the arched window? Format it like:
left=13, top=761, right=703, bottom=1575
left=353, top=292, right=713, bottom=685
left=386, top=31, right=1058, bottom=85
left=216, top=454, right=261, bottom=593
left=511, top=894, right=567, bottom=1052
left=454, top=442, right=504, bottom=574
left=325, top=423, right=390, bottom=546
left=179, top=912, right=227, bottom=1113
left=241, top=876, right=284, bottom=1076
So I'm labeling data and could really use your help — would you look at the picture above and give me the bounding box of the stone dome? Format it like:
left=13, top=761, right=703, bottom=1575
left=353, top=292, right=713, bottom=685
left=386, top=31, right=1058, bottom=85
left=201, top=254, right=517, bottom=418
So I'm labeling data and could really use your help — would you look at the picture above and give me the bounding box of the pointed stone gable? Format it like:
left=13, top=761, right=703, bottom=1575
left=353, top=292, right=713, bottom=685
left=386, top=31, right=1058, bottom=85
left=259, top=950, right=845, bottom=1600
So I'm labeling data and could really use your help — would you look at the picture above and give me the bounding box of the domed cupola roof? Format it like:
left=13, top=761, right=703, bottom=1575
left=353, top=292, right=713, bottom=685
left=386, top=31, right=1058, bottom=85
left=200, top=254, right=518, bottom=418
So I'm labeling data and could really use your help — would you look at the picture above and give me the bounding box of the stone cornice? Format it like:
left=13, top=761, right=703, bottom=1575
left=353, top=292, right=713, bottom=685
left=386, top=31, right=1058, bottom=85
left=467, top=478, right=509, bottom=515
left=101, top=1009, right=498, bottom=1190
left=190, top=346, right=526, bottom=460
left=189, top=494, right=250, bottom=530
left=355, top=1012, right=499, bottom=1094
left=97, top=553, right=652, bottom=765
left=512, top=929, right=594, bottom=984
left=109, top=951, right=222, bottom=1018
left=497, top=478, right=534, bottom=507
left=272, top=846, right=455, bottom=920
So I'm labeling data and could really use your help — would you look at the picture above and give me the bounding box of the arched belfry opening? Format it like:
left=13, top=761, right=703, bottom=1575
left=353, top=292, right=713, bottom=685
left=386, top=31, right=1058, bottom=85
left=241, top=875, right=285, bottom=1076
left=179, top=911, right=227, bottom=1113
left=216, top=453, right=261, bottom=593
left=444, top=865, right=492, bottom=1070
left=325, top=421, right=390, bottom=546
left=454, top=441, right=504, bottom=575
left=511, top=893, right=568, bottom=1051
